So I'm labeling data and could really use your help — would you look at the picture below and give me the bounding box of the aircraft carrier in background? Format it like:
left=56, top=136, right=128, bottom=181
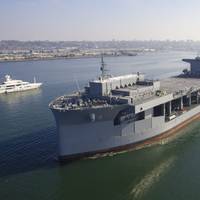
left=50, top=56, right=200, bottom=161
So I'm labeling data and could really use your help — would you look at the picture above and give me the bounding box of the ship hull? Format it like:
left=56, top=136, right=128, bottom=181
left=51, top=104, right=200, bottom=162
left=58, top=112, right=200, bottom=162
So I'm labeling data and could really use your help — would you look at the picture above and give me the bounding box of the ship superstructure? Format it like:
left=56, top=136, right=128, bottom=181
left=0, top=75, right=42, bottom=94
left=50, top=57, right=200, bottom=161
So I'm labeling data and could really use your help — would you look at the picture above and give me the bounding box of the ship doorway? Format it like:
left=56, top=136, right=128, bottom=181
left=153, top=104, right=164, bottom=117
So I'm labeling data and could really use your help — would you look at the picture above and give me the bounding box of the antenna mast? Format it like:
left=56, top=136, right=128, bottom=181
left=196, top=52, right=200, bottom=60
left=100, top=54, right=107, bottom=80
left=74, top=75, right=80, bottom=92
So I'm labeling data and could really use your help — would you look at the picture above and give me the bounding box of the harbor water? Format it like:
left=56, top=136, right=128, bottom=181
left=1, top=51, right=200, bottom=200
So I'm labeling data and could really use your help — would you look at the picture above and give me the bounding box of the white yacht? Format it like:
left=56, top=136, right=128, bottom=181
left=0, top=75, right=42, bottom=94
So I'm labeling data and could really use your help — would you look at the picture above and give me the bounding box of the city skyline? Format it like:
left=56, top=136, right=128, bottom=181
left=1, top=0, right=200, bottom=41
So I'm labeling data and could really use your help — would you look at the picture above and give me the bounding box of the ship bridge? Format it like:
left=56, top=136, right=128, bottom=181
left=87, top=73, right=145, bottom=97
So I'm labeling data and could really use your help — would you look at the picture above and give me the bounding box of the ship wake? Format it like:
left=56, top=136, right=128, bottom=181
left=130, top=156, right=176, bottom=199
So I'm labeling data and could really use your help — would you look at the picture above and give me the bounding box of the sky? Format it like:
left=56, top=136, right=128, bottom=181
left=1, top=0, right=200, bottom=41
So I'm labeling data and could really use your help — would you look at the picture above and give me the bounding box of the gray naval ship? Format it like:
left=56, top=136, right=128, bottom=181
left=50, top=56, right=200, bottom=161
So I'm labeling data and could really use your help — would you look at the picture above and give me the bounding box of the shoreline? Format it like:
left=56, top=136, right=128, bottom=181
left=0, top=54, right=138, bottom=64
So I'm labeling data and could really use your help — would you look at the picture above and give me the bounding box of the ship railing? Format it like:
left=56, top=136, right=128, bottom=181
left=50, top=96, right=112, bottom=110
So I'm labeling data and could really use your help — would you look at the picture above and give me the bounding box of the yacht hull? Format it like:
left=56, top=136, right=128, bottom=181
left=0, top=83, right=42, bottom=94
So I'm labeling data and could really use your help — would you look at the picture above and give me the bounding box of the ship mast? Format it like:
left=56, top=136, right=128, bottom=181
left=100, top=54, right=109, bottom=80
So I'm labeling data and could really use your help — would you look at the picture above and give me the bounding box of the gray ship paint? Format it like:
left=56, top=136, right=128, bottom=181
left=50, top=57, right=200, bottom=161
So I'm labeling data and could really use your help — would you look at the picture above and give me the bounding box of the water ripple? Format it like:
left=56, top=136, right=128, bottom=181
left=0, top=127, right=57, bottom=178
